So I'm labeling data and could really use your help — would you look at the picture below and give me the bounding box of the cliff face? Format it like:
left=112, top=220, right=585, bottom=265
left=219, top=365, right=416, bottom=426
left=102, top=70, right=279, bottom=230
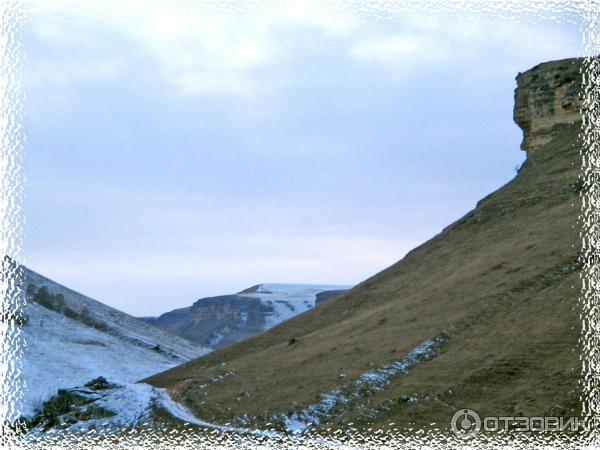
left=145, top=58, right=584, bottom=433
left=514, top=58, right=583, bottom=155
left=143, top=284, right=351, bottom=348
left=143, top=295, right=272, bottom=348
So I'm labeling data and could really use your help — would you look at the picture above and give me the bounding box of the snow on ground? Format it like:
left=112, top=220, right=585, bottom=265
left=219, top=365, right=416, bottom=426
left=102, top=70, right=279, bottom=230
left=154, top=387, right=282, bottom=437
left=16, top=270, right=354, bottom=435
left=281, top=327, right=457, bottom=434
left=30, top=380, right=283, bottom=439
left=16, top=267, right=211, bottom=421
left=24, top=382, right=165, bottom=434
left=23, top=268, right=206, bottom=360
left=17, top=302, right=208, bottom=420
left=69, top=383, right=158, bottom=431
left=238, top=284, right=350, bottom=330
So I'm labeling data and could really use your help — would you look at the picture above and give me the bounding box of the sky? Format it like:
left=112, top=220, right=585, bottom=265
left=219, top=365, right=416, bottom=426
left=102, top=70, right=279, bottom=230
left=21, top=1, right=584, bottom=316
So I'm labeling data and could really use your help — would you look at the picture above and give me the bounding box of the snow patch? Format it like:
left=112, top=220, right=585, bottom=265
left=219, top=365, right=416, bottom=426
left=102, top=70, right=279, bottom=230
left=32, top=381, right=284, bottom=439
left=16, top=300, right=209, bottom=420
left=238, top=283, right=350, bottom=330
left=208, top=331, right=224, bottom=346
left=280, top=328, right=456, bottom=434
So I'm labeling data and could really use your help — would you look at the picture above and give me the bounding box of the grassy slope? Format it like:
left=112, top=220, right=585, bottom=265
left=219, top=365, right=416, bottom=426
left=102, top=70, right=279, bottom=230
left=144, top=58, right=584, bottom=431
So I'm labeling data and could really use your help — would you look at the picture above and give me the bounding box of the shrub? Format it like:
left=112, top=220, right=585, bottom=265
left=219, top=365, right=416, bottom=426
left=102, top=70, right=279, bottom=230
left=32, top=287, right=66, bottom=313
left=84, top=377, right=114, bottom=390
left=63, top=307, right=79, bottom=320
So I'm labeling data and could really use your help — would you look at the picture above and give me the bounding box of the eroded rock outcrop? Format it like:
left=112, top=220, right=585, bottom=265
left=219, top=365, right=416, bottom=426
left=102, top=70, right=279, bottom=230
left=514, top=57, right=584, bottom=155
left=143, top=295, right=272, bottom=348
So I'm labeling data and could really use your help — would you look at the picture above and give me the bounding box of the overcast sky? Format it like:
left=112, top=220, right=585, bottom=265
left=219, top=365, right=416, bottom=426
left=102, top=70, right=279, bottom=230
left=22, top=2, right=583, bottom=316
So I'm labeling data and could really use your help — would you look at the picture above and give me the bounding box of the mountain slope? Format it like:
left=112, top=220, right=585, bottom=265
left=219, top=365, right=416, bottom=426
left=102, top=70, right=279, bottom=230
left=144, top=57, right=585, bottom=432
left=17, top=267, right=210, bottom=419
left=141, top=283, right=350, bottom=348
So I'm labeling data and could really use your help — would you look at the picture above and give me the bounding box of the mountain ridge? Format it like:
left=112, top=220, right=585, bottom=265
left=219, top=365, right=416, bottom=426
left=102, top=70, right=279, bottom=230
left=140, top=283, right=350, bottom=348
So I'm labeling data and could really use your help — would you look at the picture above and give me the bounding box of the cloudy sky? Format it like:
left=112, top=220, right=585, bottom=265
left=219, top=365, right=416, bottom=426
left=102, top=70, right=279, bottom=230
left=22, top=1, right=583, bottom=316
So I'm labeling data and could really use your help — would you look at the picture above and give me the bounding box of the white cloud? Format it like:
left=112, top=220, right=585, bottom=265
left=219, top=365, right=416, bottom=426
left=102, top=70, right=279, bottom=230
left=26, top=0, right=360, bottom=97
left=25, top=57, right=123, bottom=90
left=351, top=32, right=452, bottom=69
left=348, top=17, right=581, bottom=79
left=25, top=1, right=582, bottom=98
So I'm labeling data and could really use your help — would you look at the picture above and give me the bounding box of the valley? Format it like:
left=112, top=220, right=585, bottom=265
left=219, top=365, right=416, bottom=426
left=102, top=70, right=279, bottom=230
left=11, top=56, right=588, bottom=438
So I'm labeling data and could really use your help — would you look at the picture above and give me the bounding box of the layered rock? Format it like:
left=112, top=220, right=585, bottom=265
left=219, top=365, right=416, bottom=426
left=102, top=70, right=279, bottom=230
left=143, top=284, right=351, bottom=348
left=143, top=295, right=272, bottom=348
left=513, top=57, right=584, bottom=155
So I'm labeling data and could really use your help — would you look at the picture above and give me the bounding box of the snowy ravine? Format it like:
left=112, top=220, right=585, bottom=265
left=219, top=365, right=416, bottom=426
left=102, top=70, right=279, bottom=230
left=26, top=379, right=284, bottom=439
left=278, top=327, right=457, bottom=434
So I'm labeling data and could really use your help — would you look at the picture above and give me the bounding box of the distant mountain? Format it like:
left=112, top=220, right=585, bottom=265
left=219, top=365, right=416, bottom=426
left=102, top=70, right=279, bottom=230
left=16, top=267, right=210, bottom=420
left=141, top=283, right=351, bottom=348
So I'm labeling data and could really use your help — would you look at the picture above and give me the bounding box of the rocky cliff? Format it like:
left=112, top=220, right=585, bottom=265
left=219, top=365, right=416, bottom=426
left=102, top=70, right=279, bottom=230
left=142, top=284, right=351, bottom=348
left=143, top=295, right=272, bottom=348
left=145, top=57, right=586, bottom=433
left=513, top=58, right=583, bottom=155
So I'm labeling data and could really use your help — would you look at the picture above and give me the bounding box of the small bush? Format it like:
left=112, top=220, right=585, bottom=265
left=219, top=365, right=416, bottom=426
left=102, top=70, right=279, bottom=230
left=32, top=287, right=66, bottom=313
left=42, top=389, right=90, bottom=419
left=84, top=376, right=114, bottom=390
left=31, top=287, right=110, bottom=332
left=26, top=283, right=36, bottom=299
left=63, top=307, right=79, bottom=320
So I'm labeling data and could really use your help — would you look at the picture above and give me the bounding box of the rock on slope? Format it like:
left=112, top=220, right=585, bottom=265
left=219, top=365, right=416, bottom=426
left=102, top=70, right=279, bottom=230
left=144, top=57, right=586, bottom=432
left=141, top=283, right=350, bottom=348
left=16, top=267, right=210, bottom=420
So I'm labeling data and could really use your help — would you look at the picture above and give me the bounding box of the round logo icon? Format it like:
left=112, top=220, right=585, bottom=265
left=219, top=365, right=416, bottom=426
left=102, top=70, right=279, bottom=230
left=450, top=408, right=482, bottom=439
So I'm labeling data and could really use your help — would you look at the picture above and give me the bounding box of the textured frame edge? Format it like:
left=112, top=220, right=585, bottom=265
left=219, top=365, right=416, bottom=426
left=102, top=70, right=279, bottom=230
left=1, top=0, right=599, bottom=448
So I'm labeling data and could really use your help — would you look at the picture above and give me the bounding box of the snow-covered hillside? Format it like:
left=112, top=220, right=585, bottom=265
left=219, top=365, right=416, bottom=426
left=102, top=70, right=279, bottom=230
left=237, top=284, right=351, bottom=330
left=22, top=268, right=205, bottom=361
left=16, top=267, right=210, bottom=420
